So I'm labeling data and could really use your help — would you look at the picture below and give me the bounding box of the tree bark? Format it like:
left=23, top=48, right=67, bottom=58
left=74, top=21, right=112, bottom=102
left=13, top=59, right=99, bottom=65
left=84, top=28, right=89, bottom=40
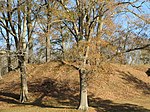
left=6, top=38, right=11, bottom=72
left=5, top=0, right=12, bottom=72
left=45, top=1, right=51, bottom=62
left=17, top=1, right=28, bottom=102
left=0, top=58, right=2, bottom=79
left=78, top=69, right=88, bottom=111
left=0, top=74, right=2, bottom=80
left=46, top=35, right=51, bottom=62
left=6, top=12, right=11, bottom=71
left=78, top=38, right=90, bottom=111
left=27, top=0, right=33, bottom=63
left=18, top=53, right=28, bottom=103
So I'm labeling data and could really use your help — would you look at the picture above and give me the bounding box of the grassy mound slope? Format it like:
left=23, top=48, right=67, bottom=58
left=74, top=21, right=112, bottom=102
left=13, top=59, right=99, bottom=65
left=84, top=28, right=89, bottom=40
left=0, top=61, right=150, bottom=112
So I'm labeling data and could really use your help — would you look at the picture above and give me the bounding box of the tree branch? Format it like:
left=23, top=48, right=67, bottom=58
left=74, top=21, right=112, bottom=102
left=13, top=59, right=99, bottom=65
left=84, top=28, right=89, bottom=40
left=125, top=44, right=150, bottom=53
left=126, top=8, right=150, bottom=24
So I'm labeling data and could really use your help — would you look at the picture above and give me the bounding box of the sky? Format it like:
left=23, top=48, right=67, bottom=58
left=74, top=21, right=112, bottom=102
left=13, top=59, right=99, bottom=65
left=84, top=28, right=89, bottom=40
left=0, top=0, right=150, bottom=49
left=114, top=0, right=150, bottom=38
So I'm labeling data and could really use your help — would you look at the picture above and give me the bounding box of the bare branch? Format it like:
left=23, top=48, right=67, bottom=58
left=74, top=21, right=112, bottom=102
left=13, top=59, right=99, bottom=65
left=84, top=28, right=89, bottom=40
left=0, top=27, right=6, bottom=40
left=125, top=44, right=150, bottom=53
left=0, top=19, right=16, bottom=37
left=126, top=8, right=150, bottom=24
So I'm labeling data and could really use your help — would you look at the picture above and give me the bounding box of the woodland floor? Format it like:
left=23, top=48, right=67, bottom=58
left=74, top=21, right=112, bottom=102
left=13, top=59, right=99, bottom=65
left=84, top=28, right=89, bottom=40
left=0, top=61, right=150, bottom=112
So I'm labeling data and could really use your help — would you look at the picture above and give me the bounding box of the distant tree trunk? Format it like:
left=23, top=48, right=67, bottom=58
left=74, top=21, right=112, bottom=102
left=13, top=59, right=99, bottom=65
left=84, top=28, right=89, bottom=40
left=46, top=35, right=51, bottom=62
left=60, top=26, right=65, bottom=59
left=0, top=58, right=2, bottom=79
left=45, top=1, right=51, bottom=62
left=78, top=69, right=88, bottom=111
left=6, top=19, right=11, bottom=72
left=62, top=37, right=65, bottom=59
left=4, top=0, right=12, bottom=72
left=96, top=13, right=104, bottom=37
left=6, top=38, right=11, bottom=72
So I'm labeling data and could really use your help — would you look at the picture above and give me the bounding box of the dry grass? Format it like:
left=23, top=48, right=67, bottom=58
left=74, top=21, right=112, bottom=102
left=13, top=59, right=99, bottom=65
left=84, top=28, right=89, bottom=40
left=0, top=61, right=150, bottom=112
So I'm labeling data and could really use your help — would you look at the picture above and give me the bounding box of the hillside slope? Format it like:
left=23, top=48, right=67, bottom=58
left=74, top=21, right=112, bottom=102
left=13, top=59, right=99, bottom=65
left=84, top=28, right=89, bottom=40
left=0, top=62, right=150, bottom=112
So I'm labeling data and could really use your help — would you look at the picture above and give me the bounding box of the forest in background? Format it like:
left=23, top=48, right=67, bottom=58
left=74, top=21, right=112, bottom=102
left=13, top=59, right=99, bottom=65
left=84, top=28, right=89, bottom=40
left=0, top=0, right=150, bottom=111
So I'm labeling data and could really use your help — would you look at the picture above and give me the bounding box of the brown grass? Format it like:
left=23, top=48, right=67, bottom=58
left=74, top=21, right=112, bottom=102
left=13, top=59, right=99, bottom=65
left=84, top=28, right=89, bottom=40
left=0, top=61, right=150, bottom=112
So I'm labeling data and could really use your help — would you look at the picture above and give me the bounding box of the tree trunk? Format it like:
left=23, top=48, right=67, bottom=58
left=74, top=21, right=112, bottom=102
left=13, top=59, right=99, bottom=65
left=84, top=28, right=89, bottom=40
left=6, top=38, right=11, bottom=72
left=0, top=58, right=2, bottom=79
left=78, top=39, right=90, bottom=111
left=18, top=53, right=28, bottom=103
left=5, top=1, right=12, bottom=72
left=27, top=0, right=33, bottom=63
left=18, top=2, right=28, bottom=102
left=46, top=36, right=51, bottom=62
left=78, top=69, right=88, bottom=111
left=28, top=37, right=33, bottom=63
left=0, top=74, right=2, bottom=80
left=60, top=26, right=65, bottom=59
left=45, top=1, right=51, bottom=62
